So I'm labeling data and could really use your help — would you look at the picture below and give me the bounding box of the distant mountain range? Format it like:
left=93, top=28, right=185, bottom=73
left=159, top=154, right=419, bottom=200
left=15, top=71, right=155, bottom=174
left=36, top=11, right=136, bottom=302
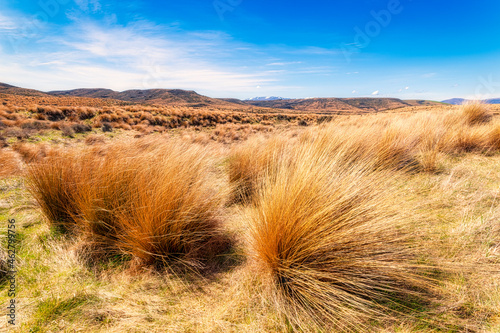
left=442, top=98, right=500, bottom=105
left=0, top=82, right=464, bottom=114
left=245, top=96, right=290, bottom=101
left=244, top=97, right=444, bottom=113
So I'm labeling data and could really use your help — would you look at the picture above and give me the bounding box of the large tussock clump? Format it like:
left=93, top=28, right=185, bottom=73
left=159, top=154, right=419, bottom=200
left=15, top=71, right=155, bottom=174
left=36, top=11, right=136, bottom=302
left=461, top=101, right=492, bottom=125
left=246, top=141, right=433, bottom=331
left=27, top=138, right=231, bottom=271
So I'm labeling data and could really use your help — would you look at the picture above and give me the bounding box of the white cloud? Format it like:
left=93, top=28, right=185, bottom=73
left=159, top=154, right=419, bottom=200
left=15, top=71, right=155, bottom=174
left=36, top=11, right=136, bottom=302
left=0, top=13, right=17, bottom=32
left=352, top=90, right=357, bottom=93
left=0, top=13, right=346, bottom=98
left=372, top=90, right=379, bottom=95
left=0, top=20, right=284, bottom=96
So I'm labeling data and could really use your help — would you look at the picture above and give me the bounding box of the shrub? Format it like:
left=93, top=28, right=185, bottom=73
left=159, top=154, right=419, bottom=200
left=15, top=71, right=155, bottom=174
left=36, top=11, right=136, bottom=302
left=43, top=107, right=66, bottom=121
left=78, top=107, right=96, bottom=120
left=0, top=136, right=8, bottom=148
left=61, top=125, right=75, bottom=137
left=4, top=127, right=30, bottom=140
left=298, top=119, right=309, bottom=126
left=101, top=123, right=113, bottom=133
left=71, top=123, right=92, bottom=134
left=19, top=120, right=50, bottom=130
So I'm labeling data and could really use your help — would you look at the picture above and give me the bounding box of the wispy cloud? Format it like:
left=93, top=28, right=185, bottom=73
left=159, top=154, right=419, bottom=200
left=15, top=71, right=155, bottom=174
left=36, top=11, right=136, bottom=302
left=0, top=13, right=17, bottom=32
left=0, top=18, right=286, bottom=96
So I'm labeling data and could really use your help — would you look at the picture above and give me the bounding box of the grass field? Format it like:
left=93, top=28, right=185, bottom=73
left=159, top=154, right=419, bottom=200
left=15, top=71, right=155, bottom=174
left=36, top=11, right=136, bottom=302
left=1, top=100, right=499, bottom=332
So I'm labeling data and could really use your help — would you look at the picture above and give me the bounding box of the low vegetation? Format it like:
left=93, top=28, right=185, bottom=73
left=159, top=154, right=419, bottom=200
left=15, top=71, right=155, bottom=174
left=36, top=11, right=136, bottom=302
left=246, top=142, right=434, bottom=331
left=26, top=138, right=231, bottom=271
left=0, top=100, right=499, bottom=332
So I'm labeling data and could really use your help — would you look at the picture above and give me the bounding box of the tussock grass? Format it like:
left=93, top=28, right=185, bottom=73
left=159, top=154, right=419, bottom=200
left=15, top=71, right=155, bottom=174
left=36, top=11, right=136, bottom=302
left=26, top=149, right=85, bottom=229
left=461, top=101, right=492, bottom=125
left=294, top=103, right=500, bottom=174
left=27, top=138, right=231, bottom=271
left=0, top=149, right=22, bottom=178
left=228, top=136, right=289, bottom=203
left=246, top=142, right=434, bottom=331
left=14, top=102, right=500, bottom=331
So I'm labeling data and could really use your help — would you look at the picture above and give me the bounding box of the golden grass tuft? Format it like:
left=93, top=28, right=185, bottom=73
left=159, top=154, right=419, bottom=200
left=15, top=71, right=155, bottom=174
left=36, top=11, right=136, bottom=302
left=461, top=101, right=492, bottom=125
left=26, top=149, right=85, bottom=228
left=0, top=149, right=22, bottom=178
left=246, top=142, right=433, bottom=331
left=228, top=136, right=289, bottom=203
left=486, top=120, right=500, bottom=151
left=27, top=138, right=231, bottom=271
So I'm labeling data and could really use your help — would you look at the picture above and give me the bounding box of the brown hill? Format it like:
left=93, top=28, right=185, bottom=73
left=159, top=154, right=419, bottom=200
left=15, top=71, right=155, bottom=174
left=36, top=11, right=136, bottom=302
left=0, top=83, right=49, bottom=97
left=1, top=82, right=443, bottom=114
left=49, top=88, right=245, bottom=108
left=245, top=97, right=444, bottom=113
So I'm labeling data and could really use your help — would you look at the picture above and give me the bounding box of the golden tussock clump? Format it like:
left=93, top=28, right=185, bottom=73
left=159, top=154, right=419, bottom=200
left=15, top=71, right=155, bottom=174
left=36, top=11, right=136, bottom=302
left=227, top=135, right=289, bottom=203
left=460, top=101, right=492, bottom=125
left=27, top=138, right=231, bottom=271
left=0, top=149, right=23, bottom=178
left=245, top=141, right=434, bottom=331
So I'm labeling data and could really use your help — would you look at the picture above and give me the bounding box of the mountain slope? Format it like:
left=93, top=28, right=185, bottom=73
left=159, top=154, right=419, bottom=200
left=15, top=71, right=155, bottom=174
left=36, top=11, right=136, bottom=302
left=245, top=96, right=289, bottom=101
left=0, top=83, right=49, bottom=97
left=49, top=88, right=242, bottom=108
left=245, top=97, right=443, bottom=113
left=442, top=98, right=466, bottom=105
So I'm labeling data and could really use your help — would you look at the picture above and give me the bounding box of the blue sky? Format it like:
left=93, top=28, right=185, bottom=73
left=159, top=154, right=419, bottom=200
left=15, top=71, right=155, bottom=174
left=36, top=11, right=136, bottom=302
left=0, top=0, right=499, bottom=100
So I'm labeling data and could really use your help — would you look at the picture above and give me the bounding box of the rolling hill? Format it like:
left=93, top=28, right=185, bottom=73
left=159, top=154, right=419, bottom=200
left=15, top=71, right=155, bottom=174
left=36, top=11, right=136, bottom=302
left=0, top=82, right=447, bottom=114
left=49, top=88, right=243, bottom=108
left=244, top=97, right=444, bottom=113
left=0, top=83, right=50, bottom=97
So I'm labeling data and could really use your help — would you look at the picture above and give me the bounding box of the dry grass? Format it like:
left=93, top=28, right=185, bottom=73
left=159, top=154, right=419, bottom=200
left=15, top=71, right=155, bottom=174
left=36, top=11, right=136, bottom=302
left=3, top=102, right=500, bottom=332
left=227, top=135, right=289, bottom=202
left=244, top=140, right=435, bottom=331
left=26, top=138, right=231, bottom=271
left=1, top=94, right=328, bottom=141
left=0, top=149, right=22, bottom=178
left=461, top=101, right=492, bottom=125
